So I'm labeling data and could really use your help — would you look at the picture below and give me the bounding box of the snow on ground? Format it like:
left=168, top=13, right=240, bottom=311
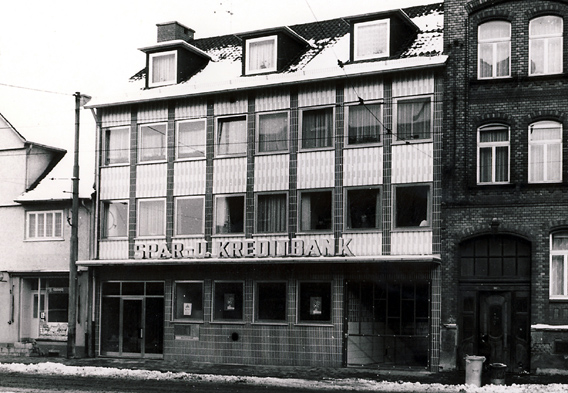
left=0, top=362, right=567, bottom=392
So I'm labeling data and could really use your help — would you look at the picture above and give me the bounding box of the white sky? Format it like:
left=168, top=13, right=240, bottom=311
left=0, top=0, right=438, bottom=182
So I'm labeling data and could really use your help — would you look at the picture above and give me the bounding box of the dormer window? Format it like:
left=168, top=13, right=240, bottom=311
left=354, top=19, right=390, bottom=60
left=246, top=36, right=277, bottom=74
left=149, top=50, right=177, bottom=87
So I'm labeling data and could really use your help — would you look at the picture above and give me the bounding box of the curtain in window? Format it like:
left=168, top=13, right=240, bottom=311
left=107, top=128, right=129, bottom=164
left=530, top=16, right=563, bottom=75
left=177, top=121, right=205, bottom=158
left=105, top=202, right=127, bottom=238
left=529, top=122, right=562, bottom=182
left=38, top=214, right=45, bottom=237
left=479, top=127, right=509, bottom=183
left=249, top=39, right=275, bottom=71
left=28, top=214, right=36, bottom=238
left=259, top=113, right=287, bottom=152
left=257, top=194, right=286, bottom=233
left=215, top=196, right=244, bottom=233
left=152, top=53, right=175, bottom=84
left=302, top=109, right=333, bottom=148
left=348, top=104, right=380, bottom=144
left=551, top=255, right=565, bottom=296
left=356, top=22, right=388, bottom=58
left=176, top=198, right=203, bottom=235
left=301, top=194, right=312, bottom=231
left=479, top=21, right=510, bottom=78
left=140, top=125, right=166, bottom=161
left=397, top=100, right=431, bottom=140
left=217, top=118, right=247, bottom=155
left=139, top=200, right=165, bottom=236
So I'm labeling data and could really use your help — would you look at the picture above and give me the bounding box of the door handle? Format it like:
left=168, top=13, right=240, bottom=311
left=139, top=329, right=143, bottom=339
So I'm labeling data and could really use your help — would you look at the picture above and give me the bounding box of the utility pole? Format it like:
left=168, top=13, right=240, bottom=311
left=67, top=92, right=90, bottom=358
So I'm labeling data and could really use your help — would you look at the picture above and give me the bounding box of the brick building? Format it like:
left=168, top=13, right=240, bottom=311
left=443, top=0, right=568, bottom=373
left=82, top=4, right=446, bottom=369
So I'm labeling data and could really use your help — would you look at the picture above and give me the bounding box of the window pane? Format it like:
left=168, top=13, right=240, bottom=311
left=495, top=146, right=509, bottom=182
left=215, top=196, right=244, bottom=234
left=176, top=198, right=204, bottom=235
left=479, top=21, right=510, bottom=41
left=248, top=38, right=275, bottom=71
left=47, top=293, right=68, bottom=323
left=397, top=99, right=431, bottom=140
left=552, top=232, right=568, bottom=250
left=530, top=16, right=562, bottom=36
left=395, top=186, right=429, bottom=227
left=45, top=213, right=53, bottom=237
left=347, top=188, right=380, bottom=229
left=177, top=120, right=205, bottom=158
left=300, top=191, right=332, bottom=231
left=174, top=282, right=204, bottom=320
left=106, top=127, right=129, bottom=165
left=213, top=282, right=243, bottom=321
left=138, top=200, right=165, bottom=237
left=217, top=117, right=247, bottom=155
left=530, top=39, right=545, bottom=74
left=479, top=43, right=494, bottom=78
left=298, top=282, right=331, bottom=322
left=302, top=108, right=333, bottom=149
left=140, top=124, right=166, bottom=161
left=38, top=214, right=45, bottom=237
left=495, top=42, right=510, bottom=77
left=258, top=112, right=288, bottom=152
left=530, top=17, right=562, bottom=75
left=551, top=255, right=565, bottom=296
left=54, top=212, right=63, bottom=237
left=28, top=213, right=36, bottom=238
left=257, top=194, right=287, bottom=233
left=478, top=21, right=511, bottom=78
left=104, top=202, right=128, bottom=238
left=348, top=104, right=381, bottom=144
left=151, top=52, right=176, bottom=84
left=356, top=21, right=388, bottom=59
left=256, top=282, right=287, bottom=321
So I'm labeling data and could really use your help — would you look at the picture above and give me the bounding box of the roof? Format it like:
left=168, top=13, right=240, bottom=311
left=89, top=2, right=444, bottom=108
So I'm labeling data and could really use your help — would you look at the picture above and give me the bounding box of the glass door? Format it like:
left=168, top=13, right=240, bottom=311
left=122, top=299, right=143, bottom=356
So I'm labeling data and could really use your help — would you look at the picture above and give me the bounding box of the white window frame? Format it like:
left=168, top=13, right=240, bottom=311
left=101, top=200, right=128, bottom=239
left=137, top=198, right=166, bottom=238
left=26, top=210, right=64, bottom=241
left=529, top=15, right=563, bottom=76
left=478, top=21, right=511, bottom=79
left=477, top=124, right=510, bottom=184
left=393, top=184, right=431, bottom=229
left=528, top=121, right=562, bottom=184
left=345, top=102, right=382, bottom=146
left=394, top=96, right=433, bottom=142
left=172, top=280, right=204, bottom=322
left=344, top=187, right=381, bottom=231
left=104, top=126, right=130, bottom=166
left=353, top=19, right=390, bottom=61
left=550, top=231, right=568, bottom=299
left=149, top=50, right=177, bottom=87
left=256, top=111, right=289, bottom=153
left=214, top=194, right=246, bottom=235
left=215, top=115, right=247, bottom=157
left=176, top=119, right=206, bottom=160
left=245, top=35, right=278, bottom=75
left=138, top=122, right=167, bottom=163
left=174, top=196, right=205, bottom=236
left=299, top=106, right=335, bottom=150
left=298, top=189, right=333, bottom=233
left=255, top=192, right=288, bottom=234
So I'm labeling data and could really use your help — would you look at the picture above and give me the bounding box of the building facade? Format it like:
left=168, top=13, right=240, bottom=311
left=84, top=4, right=445, bottom=369
left=443, top=0, right=568, bottom=373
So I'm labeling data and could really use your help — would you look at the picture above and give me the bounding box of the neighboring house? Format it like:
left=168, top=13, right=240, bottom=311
left=83, top=4, right=445, bottom=369
left=0, top=112, right=91, bottom=356
left=443, top=0, right=568, bottom=373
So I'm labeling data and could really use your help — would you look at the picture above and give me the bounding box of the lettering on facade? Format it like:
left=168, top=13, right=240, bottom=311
left=133, top=238, right=354, bottom=259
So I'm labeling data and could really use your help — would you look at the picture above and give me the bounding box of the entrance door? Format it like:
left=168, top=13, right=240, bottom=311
left=122, top=299, right=143, bottom=355
left=478, top=292, right=510, bottom=365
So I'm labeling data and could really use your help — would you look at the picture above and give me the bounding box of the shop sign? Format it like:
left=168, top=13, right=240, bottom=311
left=134, top=238, right=354, bottom=260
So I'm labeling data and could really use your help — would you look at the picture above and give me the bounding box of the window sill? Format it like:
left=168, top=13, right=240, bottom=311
left=295, top=231, right=333, bottom=235
left=214, top=154, right=247, bottom=159
left=392, top=138, right=433, bottom=145
left=294, top=323, right=333, bottom=327
left=100, top=237, right=128, bottom=241
left=344, top=229, right=382, bottom=233
left=175, top=156, right=206, bottom=162
left=298, top=147, right=334, bottom=153
left=210, top=321, right=246, bottom=325
left=138, top=159, right=167, bottom=165
left=251, top=322, right=288, bottom=326
left=103, top=162, right=130, bottom=167
left=255, top=150, right=290, bottom=156
left=344, top=143, right=382, bottom=149
left=211, top=233, right=246, bottom=238
left=24, top=238, right=64, bottom=242
left=391, top=227, right=431, bottom=232
left=171, top=320, right=205, bottom=324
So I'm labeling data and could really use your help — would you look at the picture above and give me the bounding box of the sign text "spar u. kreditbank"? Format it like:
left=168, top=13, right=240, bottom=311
left=134, top=238, right=354, bottom=259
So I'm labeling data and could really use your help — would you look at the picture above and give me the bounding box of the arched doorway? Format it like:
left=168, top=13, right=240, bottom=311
left=458, top=234, right=530, bottom=372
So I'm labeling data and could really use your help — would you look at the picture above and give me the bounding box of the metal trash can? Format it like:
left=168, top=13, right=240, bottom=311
left=489, top=363, right=507, bottom=385
left=464, top=355, right=486, bottom=387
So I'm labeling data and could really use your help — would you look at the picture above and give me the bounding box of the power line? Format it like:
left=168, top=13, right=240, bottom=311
left=0, top=82, right=71, bottom=97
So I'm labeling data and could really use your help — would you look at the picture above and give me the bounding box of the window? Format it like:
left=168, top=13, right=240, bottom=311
left=176, top=120, right=206, bottom=159
left=478, top=124, right=510, bottom=184
left=529, top=121, right=562, bottom=183
left=32, top=278, right=69, bottom=326
left=104, top=127, right=129, bottom=165
left=255, top=282, right=287, bottom=322
left=26, top=211, right=63, bottom=240
left=139, top=123, right=166, bottom=162
left=347, top=104, right=381, bottom=145
left=396, top=98, right=431, bottom=141
left=257, top=111, right=288, bottom=153
left=301, top=107, right=333, bottom=149
left=530, top=16, right=563, bottom=76
left=395, top=185, right=430, bottom=228
left=138, top=199, right=165, bottom=237
left=551, top=231, right=568, bottom=298
left=246, top=36, right=277, bottom=74
left=354, top=19, right=390, bottom=60
left=298, top=282, right=331, bottom=323
left=149, top=50, right=177, bottom=87
left=175, top=197, right=204, bottom=236
left=478, top=21, right=511, bottom=79
left=346, top=188, right=380, bottom=230
left=216, top=116, right=247, bottom=156
left=173, top=281, right=204, bottom=321
left=213, top=282, right=244, bottom=321
left=102, top=201, right=128, bottom=238
left=256, top=193, right=287, bottom=233
left=215, top=195, right=245, bottom=234
left=299, top=190, right=332, bottom=232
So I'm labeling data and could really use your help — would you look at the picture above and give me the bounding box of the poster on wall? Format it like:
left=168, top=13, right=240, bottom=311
left=183, top=303, right=192, bottom=316
left=310, top=296, right=322, bottom=315
left=224, top=293, right=235, bottom=310
left=39, top=322, right=68, bottom=341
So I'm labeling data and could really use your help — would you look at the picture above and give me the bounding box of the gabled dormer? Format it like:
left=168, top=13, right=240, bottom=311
left=346, top=9, right=419, bottom=62
left=238, top=26, right=311, bottom=76
left=139, top=22, right=211, bottom=88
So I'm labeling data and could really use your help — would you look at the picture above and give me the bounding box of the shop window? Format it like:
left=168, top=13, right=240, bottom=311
left=347, top=104, right=381, bottom=145
left=101, top=201, right=128, bottom=239
left=301, top=107, right=333, bottom=149
left=256, top=193, right=287, bottom=233
left=299, top=190, right=332, bottom=232
left=176, top=119, right=206, bottom=159
left=213, top=282, right=244, bottom=322
left=298, top=282, right=331, bottom=323
left=551, top=231, right=568, bottom=298
left=478, top=124, right=510, bottom=184
left=478, top=21, right=511, bottom=79
left=149, top=50, right=177, bottom=87
left=353, top=19, right=390, bottom=61
left=346, top=188, right=380, bottom=230
left=215, top=195, right=245, bottom=234
left=257, top=111, right=288, bottom=153
left=32, top=278, right=68, bottom=327
left=530, top=16, right=563, bottom=76
left=396, top=98, right=431, bottom=141
left=104, top=126, right=129, bottom=165
left=173, top=281, right=204, bottom=321
left=216, top=116, right=247, bottom=156
left=255, top=282, right=287, bottom=322
left=26, top=211, right=63, bottom=240
left=394, top=185, right=430, bottom=228
left=529, top=121, right=562, bottom=183
left=137, top=199, right=166, bottom=237
left=246, top=36, right=277, bottom=74
left=175, top=197, right=204, bottom=236
left=139, top=123, right=167, bottom=162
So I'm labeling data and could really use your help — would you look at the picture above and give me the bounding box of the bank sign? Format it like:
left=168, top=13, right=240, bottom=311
left=134, top=238, right=354, bottom=260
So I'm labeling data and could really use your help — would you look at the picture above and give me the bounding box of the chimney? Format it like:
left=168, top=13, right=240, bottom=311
left=157, top=21, right=194, bottom=43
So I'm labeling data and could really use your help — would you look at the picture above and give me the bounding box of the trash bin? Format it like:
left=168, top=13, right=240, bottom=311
left=464, top=355, right=486, bottom=387
left=489, top=363, right=507, bottom=385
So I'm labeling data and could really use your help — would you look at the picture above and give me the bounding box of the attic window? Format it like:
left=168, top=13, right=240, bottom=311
left=149, top=50, right=177, bottom=87
left=246, top=35, right=277, bottom=74
left=354, top=19, right=390, bottom=60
